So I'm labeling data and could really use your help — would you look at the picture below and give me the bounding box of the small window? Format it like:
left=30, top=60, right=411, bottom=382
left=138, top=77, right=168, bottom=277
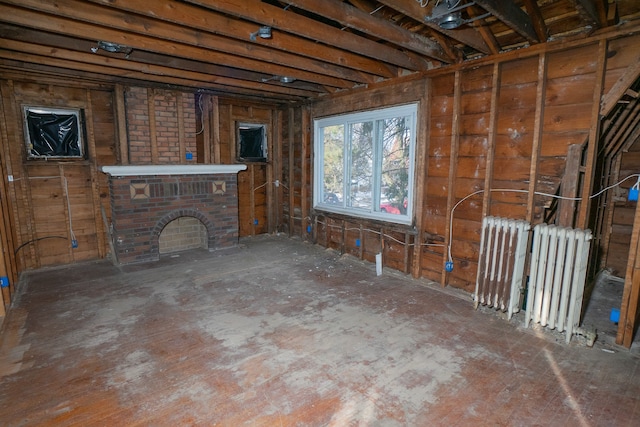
left=23, top=106, right=85, bottom=160
left=314, top=104, right=417, bottom=225
left=237, top=123, right=267, bottom=162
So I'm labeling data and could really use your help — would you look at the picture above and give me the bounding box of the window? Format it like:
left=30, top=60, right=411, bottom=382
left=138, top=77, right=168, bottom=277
left=237, top=123, right=267, bottom=162
left=23, top=106, right=85, bottom=159
left=314, top=104, right=417, bottom=225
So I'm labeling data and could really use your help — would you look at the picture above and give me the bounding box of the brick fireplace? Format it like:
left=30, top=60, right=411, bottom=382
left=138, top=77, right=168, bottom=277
left=102, top=165, right=246, bottom=264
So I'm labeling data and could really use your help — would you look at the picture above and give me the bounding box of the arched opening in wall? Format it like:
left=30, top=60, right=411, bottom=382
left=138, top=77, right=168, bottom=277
left=158, top=216, right=208, bottom=254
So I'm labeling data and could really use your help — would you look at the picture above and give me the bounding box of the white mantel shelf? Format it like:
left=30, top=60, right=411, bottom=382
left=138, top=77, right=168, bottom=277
left=101, top=164, right=247, bottom=177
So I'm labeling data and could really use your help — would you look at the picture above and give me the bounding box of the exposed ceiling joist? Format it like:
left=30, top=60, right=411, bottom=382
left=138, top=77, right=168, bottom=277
left=474, top=0, right=539, bottom=43
left=377, top=0, right=492, bottom=54
left=279, top=0, right=456, bottom=63
left=185, top=0, right=430, bottom=71
left=5, top=0, right=365, bottom=89
left=0, top=0, right=637, bottom=102
left=86, top=0, right=397, bottom=79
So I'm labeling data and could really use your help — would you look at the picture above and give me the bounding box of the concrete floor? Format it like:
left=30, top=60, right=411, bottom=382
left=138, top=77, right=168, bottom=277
left=0, top=235, right=639, bottom=425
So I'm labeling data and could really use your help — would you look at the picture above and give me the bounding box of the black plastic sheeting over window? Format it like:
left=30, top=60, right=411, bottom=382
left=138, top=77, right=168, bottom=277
left=237, top=124, right=266, bottom=162
left=24, top=107, right=84, bottom=159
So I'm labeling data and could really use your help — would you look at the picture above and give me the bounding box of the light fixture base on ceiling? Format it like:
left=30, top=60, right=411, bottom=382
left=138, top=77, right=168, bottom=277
left=250, top=26, right=272, bottom=41
left=91, top=41, right=133, bottom=57
left=261, top=75, right=296, bottom=84
left=424, top=0, right=488, bottom=30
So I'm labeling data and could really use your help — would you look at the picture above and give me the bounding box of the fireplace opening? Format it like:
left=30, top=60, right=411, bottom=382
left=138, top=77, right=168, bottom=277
left=158, top=216, right=208, bottom=254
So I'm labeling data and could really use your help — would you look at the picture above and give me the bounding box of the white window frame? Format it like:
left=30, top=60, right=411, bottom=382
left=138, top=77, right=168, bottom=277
left=313, top=103, right=417, bottom=225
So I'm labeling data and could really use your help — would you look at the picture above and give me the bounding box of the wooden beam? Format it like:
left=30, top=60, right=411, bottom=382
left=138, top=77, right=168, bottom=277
left=0, top=4, right=358, bottom=89
left=442, top=70, right=461, bottom=287
left=0, top=87, right=19, bottom=302
left=527, top=53, right=547, bottom=223
left=201, top=95, right=212, bottom=164
left=577, top=40, right=608, bottom=229
left=601, top=55, right=640, bottom=117
left=482, top=63, right=501, bottom=219
left=603, top=100, right=640, bottom=157
left=0, top=40, right=317, bottom=99
left=84, top=91, right=107, bottom=259
left=468, top=5, right=501, bottom=54
left=211, top=96, right=220, bottom=164
left=273, top=110, right=283, bottom=234
left=186, top=0, right=429, bottom=71
left=522, top=0, right=549, bottom=42
left=599, top=155, right=621, bottom=272
left=288, top=107, right=295, bottom=238
left=280, top=0, right=454, bottom=63
left=88, top=0, right=396, bottom=79
left=0, top=20, right=335, bottom=93
left=605, top=106, right=640, bottom=158
left=574, top=0, right=603, bottom=28
left=595, top=0, right=610, bottom=27
left=301, top=106, right=311, bottom=240
left=474, top=0, right=539, bottom=44
left=115, top=84, right=129, bottom=164
left=411, top=80, right=430, bottom=279
left=618, top=188, right=640, bottom=347
left=377, top=0, right=491, bottom=55
left=607, top=0, right=619, bottom=26
left=558, top=145, right=582, bottom=227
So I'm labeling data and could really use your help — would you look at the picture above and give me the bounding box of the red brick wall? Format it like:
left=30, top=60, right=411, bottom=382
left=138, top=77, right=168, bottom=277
left=126, top=87, right=152, bottom=163
left=125, top=87, right=197, bottom=164
left=108, top=173, right=240, bottom=264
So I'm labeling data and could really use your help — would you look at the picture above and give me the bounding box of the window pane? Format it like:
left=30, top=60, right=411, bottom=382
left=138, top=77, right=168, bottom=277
left=314, top=103, right=416, bottom=225
left=380, top=117, right=411, bottom=215
left=349, top=121, right=373, bottom=210
left=322, top=124, right=344, bottom=205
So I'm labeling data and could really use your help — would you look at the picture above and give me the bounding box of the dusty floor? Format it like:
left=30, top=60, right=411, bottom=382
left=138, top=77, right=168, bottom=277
left=581, top=270, right=640, bottom=351
left=0, top=235, right=639, bottom=426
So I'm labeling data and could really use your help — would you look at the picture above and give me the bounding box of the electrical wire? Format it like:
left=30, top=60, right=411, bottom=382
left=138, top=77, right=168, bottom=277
left=309, top=218, right=444, bottom=248
left=290, top=173, right=640, bottom=265
left=446, top=173, right=640, bottom=264
left=9, top=175, right=77, bottom=249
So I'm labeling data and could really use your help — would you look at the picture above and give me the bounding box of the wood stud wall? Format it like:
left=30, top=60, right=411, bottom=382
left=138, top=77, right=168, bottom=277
left=292, top=33, right=640, bottom=296
left=1, top=31, right=640, bottom=342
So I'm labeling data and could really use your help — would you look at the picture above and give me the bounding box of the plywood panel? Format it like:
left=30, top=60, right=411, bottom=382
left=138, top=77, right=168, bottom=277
left=539, top=131, right=587, bottom=157
left=460, top=65, right=494, bottom=93
left=460, top=112, right=491, bottom=135
left=501, top=57, right=539, bottom=84
left=546, top=74, right=596, bottom=106
left=460, top=92, right=492, bottom=114
left=546, top=43, right=599, bottom=79
left=543, top=103, right=593, bottom=132
left=458, top=136, right=490, bottom=156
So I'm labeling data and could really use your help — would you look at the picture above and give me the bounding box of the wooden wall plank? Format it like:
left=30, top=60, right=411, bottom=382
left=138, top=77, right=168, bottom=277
left=115, top=84, right=128, bottom=164
left=212, top=96, right=220, bottom=164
